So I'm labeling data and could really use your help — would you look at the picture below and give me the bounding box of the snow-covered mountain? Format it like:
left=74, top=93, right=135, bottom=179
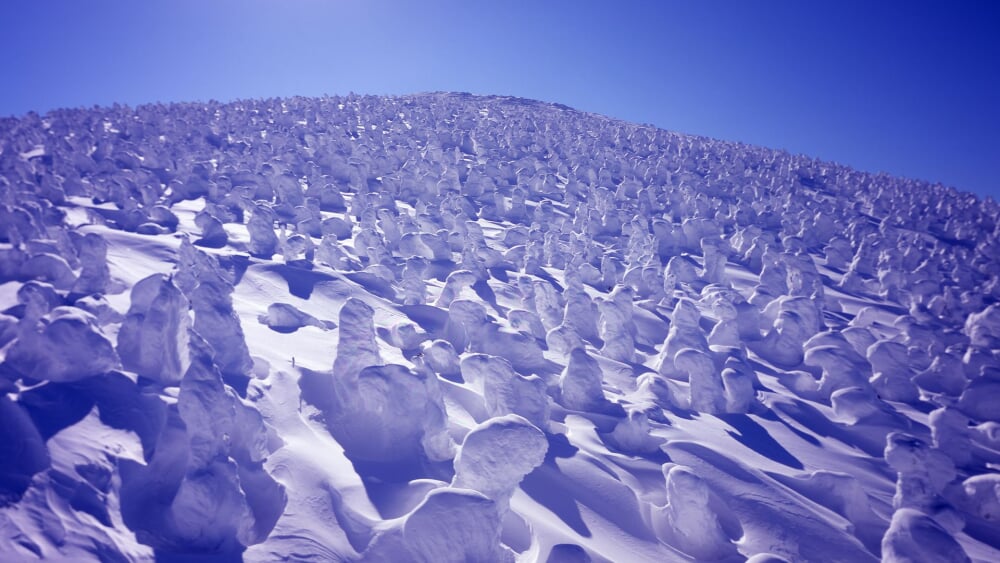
left=1, top=92, right=998, bottom=562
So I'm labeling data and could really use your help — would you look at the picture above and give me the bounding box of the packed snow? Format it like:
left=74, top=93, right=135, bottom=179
left=1, top=92, right=999, bottom=562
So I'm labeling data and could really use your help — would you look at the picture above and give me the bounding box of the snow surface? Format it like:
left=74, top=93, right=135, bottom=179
left=1, top=92, right=999, bottom=562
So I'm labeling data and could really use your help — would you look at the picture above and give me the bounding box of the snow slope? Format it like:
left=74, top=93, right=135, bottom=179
left=1, top=92, right=999, bottom=562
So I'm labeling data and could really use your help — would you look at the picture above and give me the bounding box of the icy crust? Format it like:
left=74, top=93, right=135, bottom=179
left=1, top=92, right=999, bottom=561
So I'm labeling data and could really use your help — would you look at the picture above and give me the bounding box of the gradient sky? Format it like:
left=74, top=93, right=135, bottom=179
left=2, top=1, right=998, bottom=198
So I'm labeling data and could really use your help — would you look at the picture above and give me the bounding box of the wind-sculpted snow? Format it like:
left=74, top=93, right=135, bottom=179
left=6, top=305, right=119, bottom=382
left=1, top=92, right=999, bottom=561
left=116, top=274, right=190, bottom=385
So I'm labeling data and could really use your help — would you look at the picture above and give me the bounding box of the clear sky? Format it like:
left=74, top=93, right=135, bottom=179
left=2, top=1, right=998, bottom=198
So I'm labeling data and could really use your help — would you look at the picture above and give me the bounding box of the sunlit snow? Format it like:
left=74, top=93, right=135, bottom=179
left=1, top=92, right=999, bottom=562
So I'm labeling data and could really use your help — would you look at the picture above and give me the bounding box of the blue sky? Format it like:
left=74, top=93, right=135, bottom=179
left=2, top=1, right=998, bottom=198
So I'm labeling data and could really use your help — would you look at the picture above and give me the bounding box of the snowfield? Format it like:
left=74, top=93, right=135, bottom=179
left=1, top=92, right=999, bottom=562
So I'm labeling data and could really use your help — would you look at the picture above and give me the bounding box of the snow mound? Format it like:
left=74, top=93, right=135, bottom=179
left=6, top=306, right=119, bottom=382
left=453, top=414, right=547, bottom=512
left=116, top=274, right=190, bottom=385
